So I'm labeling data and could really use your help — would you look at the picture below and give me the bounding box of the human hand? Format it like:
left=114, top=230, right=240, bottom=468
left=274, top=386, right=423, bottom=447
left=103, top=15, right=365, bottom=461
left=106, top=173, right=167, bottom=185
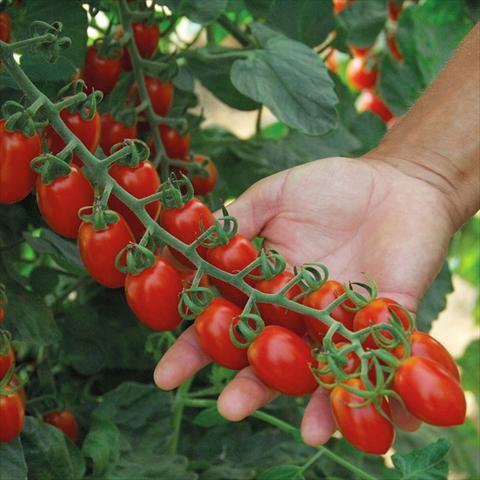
left=154, top=156, right=455, bottom=445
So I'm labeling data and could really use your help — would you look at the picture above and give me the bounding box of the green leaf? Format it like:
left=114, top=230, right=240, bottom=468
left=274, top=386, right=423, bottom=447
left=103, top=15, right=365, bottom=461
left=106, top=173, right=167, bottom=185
left=231, top=24, right=338, bottom=135
left=0, top=439, right=27, bottom=480
left=194, top=407, right=230, bottom=427
left=337, top=0, right=388, bottom=48
left=390, top=439, right=450, bottom=480
left=416, top=262, right=453, bottom=332
left=257, top=465, right=304, bottom=480
left=164, top=0, right=228, bottom=24
left=457, top=339, right=480, bottom=400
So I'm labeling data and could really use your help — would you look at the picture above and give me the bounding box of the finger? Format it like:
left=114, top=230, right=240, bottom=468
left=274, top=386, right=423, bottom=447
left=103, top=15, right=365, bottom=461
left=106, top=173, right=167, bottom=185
left=390, top=397, right=422, bottom=432
left=153, top=326, right=211, bottom=391
left=301, top=388, right=336, bottom=446
left=217, top=366, right=278, bottom=421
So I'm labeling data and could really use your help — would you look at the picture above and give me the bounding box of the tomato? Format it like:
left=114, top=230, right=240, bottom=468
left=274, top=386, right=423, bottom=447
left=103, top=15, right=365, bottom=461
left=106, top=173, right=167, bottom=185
left=353, top=298, right=410, bottom=349
left=0, top=121, right=41, bottom=204
left=388, top=0, right=402, bottom=22
left=125, top=256, right=183, bottom=330
left=0, top=308, right=4, bottom=324
left=255, top=271, right=306, bottom=336
left=178, top=269, right=210, bottom=289
left=108, top=160, right=161, bottom=241
left=44, top=409, right=79, bottom=442
left=349, top=46, right=370, bottom=58
left=346, top=57, right=378, bottom=91
left=393, top=356, right=466, bottom=426
left=36, top=164, right=94, bottom=238
left=82, top=46, right=122, bottom=96
left=357, top=90, right=394, bottom=122
left=388, top=32, right=403, bottom=61
left=159, top=198, right=215, bottom=268
left=79, top=213, right=135, bottom=288
left=333, top=0, right=349, bottom=14
left=247, top=325, right=317, bottom=396
left=0, top=11, right=11, bottom=43
left=317, top=342, right=360, bottom=388
left=0, top=388, right=25, bottom=442
left=100, top=113, right=137, bottom=154
left=0, top=344, right=14, bottom=381
left=8, top=375, right=26, bottom=408
left=205, top=235, right=259, bottom=307
left=122, top=22, right=160, bottom=70
left=189, top=155, right=218, bottom=196
left=159, top=124, right=191, bottom=159
left=303, top=281, right=355, bottom=345
left=195, top=298, right=249, bottom=370
left=331, top=378, right=394, bottom=455
left=45, top=106, right=101, bottom=166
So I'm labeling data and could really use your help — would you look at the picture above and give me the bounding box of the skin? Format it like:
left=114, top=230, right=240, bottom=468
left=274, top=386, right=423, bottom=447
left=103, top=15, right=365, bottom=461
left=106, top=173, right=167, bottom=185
left=154, top=26, right=480, bottom=445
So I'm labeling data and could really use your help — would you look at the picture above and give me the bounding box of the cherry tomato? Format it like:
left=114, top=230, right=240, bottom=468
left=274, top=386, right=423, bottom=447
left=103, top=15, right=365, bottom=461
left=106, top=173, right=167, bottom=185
left=393, top=356, right=466, bottom=426
left=159, top=124, right=191, bottom=159
left=0, top=121, right=41, bottom=204
left=331, top=378, right=394, bottom=455
left=346, top=57, right=378, bottom=91
left=195, top=298, right=249, bottom=370
left=36, top=164, right=94, bottom=238
left=248, top=325, right=317, bottom=396
left=108, top=160, right=161, bottom=241
left=357, top=90, right=394, bottom=122
left=0, top=344, right=14, bottom=381
left=0, top=11, right=11, bottom=43
left=100, top=112, right=137, bottom=154
left=388, top=0, right=402, bottom=22
left=79, top=213, right=135, bottom=288
left=326, top=49, right=341, bottom=74
left=388, top=32, right=403, bottom=61
left=44, top=409, right=79, bottom=442
left=255, top=271, right=306, bottom=336
left=122, top=22, right=160, bottom=70
left=303, top=281, right=355, bottom=345
left=45, top=106, right=101, bottom=166
left=349, top=46, right=370, bottom=58
left=189, top=155, right=218, bottom=196
left=0, top=308, right=4, bottom=324
left=333, top=0, right=349, bottom=14
left=82, top=46, right=122, bottom=96
left=178, top=269, right=210, bottom=289
left=205, top=235, right=259, bottom=307
left=159, top=198, right=215, bottom=268
left=8, top=375, right=26, bottom=408
left=317, top=342, right=360, bottom=388
left=125, top=256, right=183, bottom=331
left=0, top=388, right=25, bottom=442
left=353, top=298, right=410, bottom=349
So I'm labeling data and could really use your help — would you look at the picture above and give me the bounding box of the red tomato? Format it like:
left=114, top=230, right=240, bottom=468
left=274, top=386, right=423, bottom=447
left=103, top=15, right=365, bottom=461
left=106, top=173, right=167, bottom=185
left=346, top=57, right=378, bottom=91
left=255, top=271, right=306, bottom=336
left=159, top=124, right=191, bottom=159
left=8, top=375, right=26, bottom=408
left=0, top=308, right=4, bottom=324
left=178, top=269, right=210, bottom=289
left=349, top=46, right=370, bottom=58
left=100, top=113, right=137, bottom=154
left=205, top=235, right=259, bottom=307
left=388, top=0, right=402, bottom=21
left=36, top=164, right=94, bottom=238
left=44, top=410, right=79, bottom=442
left=0, top=121, right=41, bottom=204
left=0, top=388, right=25, bottom=442
left=248, top=325, right=317, bottom=396
left=388, top=32, right=403, bottom=61
left=195, top=298, right=249, bottom=370
left=134, top=79, right=174, bottom=131
left=159, top=198, right=215, bottom=268
left=78, top=214, right=135, bottom=288
left=303, top=281, right=355, bottom=344
left=108, top=160, right=161, bottom=241
left=317, top=342, right=360, bottom=388
left=122, top=22, right=160, bottom=70
left=333, top=0, right=349, bottom=14
left=331, top=378, right=394, bottom=455
left=125, top=256, right=183, bottom=331
left=82, top=46, right=122, bottom=96
left=0, top=11, right=11, bottom=42
left=189, top=155, right=218, bottom=196
left=393, top=356, right=466, bottom=426
left=357, top=90, right=394, bottom=122
left=353, top=298, right=410, bottom=349
left=45, top=106, right=101, bottom=166
left=0, top=344, right=14, bottom=381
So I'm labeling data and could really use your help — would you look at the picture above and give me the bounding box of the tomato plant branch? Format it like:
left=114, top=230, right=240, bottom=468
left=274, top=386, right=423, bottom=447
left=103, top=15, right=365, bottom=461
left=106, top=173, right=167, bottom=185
left=167, top=377, right=193, bottom=456
left=217, top=14, right=252, bottom=47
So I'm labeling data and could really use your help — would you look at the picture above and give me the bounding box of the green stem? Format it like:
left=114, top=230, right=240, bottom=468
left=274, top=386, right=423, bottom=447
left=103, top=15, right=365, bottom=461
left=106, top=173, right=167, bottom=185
left=299, top=450, right=323, bottom=473
left=167, top=377, right=193, bottom=455
left=217, top=15, right=252, bottom=47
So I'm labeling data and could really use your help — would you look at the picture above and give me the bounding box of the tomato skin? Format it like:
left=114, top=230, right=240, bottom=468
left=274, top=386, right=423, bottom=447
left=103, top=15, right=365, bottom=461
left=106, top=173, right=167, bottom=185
left=388, top=32, right=403, bottom=61
left=0, top=388, right=25, bottom=443
left=142, top=77, right=174, bottom=122
left=205, top=235, right=259, bottom=307
left=159, top=198, right=215, bottom=268
left=178, top=269, right=210, bottom=289
left=0, top=11, right=11, bottom=42
left=333, top=0, right=348, bottom=14
left=353, top=298, right=410, bottom=349
left=190, top=155, right=218, bottom=196
left=195, top=298, right=248, bottom=370
left=0, top=121, right=41, bottom=204
left=8, top=375, right=26, bottom=408
left=357, top=90, right=394, bottom=122
left=82, top=46, right=122, bottom=96
left=100, top=113, right=137, bottom=154
left=303, top=281, right=355, bottom=345
left=36, top=164, right=94, bottom=238
left=108, top=160, right=161, bottom=241
left=159, top=124, right=191, bottom=159
left=255, top=271, right=306, bottom=336
left=349, top=46, right=370, bottom=58
left=248, top=325, right=317, bottom=396
left=0, top=345, right=14, bottom=381
left=125, top=256, right=183, bottom=331
left=346, top=57, right=378, bottom=91
left=0, top=308, right=4, bottom=324
left=44, top=410, right=79, bottom=442
left=79, top=214, right=135, bottom=288
left=331, top=378, right=394, bottom=455
left=388, top=0, right=402, bottom=21
left=317, top=342, right=360, bottom=388
left=122, top=22, right=160, bottom=70
left=393, top=356, right=466, bottom=426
